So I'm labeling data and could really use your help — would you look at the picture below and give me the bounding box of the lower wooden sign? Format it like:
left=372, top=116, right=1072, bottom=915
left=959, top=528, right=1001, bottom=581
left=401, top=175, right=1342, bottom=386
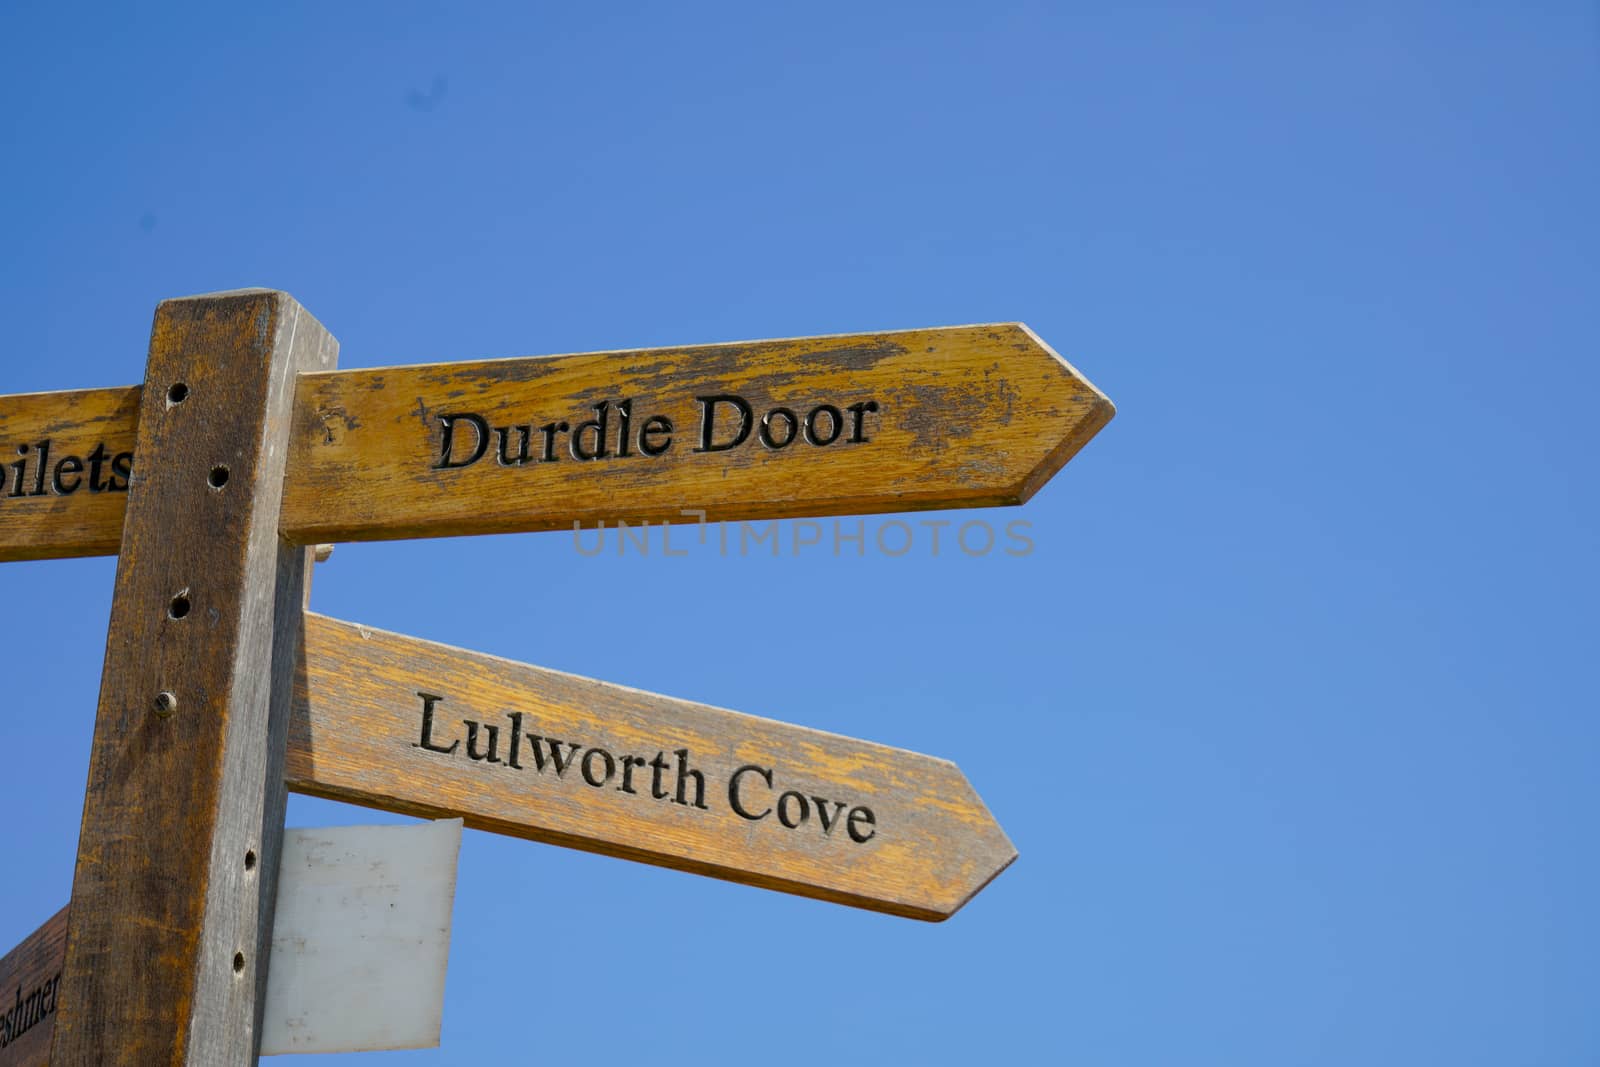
left=286, top=613, right=1016, bottom=921
left=0, top=906, right=64, bottom=1067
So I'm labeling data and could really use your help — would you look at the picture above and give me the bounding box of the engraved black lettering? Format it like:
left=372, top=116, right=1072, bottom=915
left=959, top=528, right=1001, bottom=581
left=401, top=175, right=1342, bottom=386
left=804, top=405, right=842, bottom=446
left=673, top=748, right=707, bottom=810
left=86, top=440, right=108, bottom=491
left=107, top=451, right=133, bottom=492
left=695, top=394, right=752, bottom=452
left=758, top=408, right=798, bottom=449
left=0, top=973, right=64, bottom=1045
left=465, top=720, right=502, bottom=764
left=504, top=711, right=525, bottom=769
left=9, top=443, right=29, bottom=497
left=539, top=421, right=570, bottom=462
left=581, top=747, right=616, bottom=787
left=31, top=439, right=50, bottom=495
left=527, top=736, right=581, bottom=777
left=846, top=400, right=880, bottom=443
left=847, top=806, right=877, bottom=843
left=813, top=796, right=847, bottom=835
left=614, top=398, right=633, bottom=458
left=777, top=790, right=810, bottom=829
left=413, top=692, right=459, bottom=754
left=495, top=424, right=532, bottom=466
left=434, top=413, right=490, bottom=469
left=571, top=402, right=611, bottom=461
left=649, top=751, right=671, bottom=799
left=53, top=453, right=83, bottom=494
left=619, top=754, right=646, bottom=794
left=638, top=414, right=672, bottom=456
left=729, top=764, right=773, bottom=821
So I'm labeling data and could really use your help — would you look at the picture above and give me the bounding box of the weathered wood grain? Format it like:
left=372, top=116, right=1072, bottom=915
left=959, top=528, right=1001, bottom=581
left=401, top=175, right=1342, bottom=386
left=0, top=324, right=1112, bottom=559
left=0, top=907, right=66, bottom=1066
left=52, top=290, right=337, bottom=1065
left=286, top=613, right=1016, bottom=921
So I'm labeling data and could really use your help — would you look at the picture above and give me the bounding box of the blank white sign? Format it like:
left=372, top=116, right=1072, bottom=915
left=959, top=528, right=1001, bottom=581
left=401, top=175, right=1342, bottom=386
left=260, top=819, right=463, bottom=1056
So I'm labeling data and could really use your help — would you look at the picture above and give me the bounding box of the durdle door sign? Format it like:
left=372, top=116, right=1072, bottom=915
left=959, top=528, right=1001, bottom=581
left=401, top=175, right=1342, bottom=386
left=0, top=322, right=1110, bottom=559
left=0, top=290, right=1113, bottom=1063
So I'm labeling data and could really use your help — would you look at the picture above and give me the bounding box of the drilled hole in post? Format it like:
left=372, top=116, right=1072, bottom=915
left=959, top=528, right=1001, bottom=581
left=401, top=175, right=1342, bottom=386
left=208, top=465, right=230, bottom=489
left=167, top=382, right=189, bottom=405
left=152, top=691, right=178, bottom=717
left=244, top=850, right=257, bottom=872
left=169, top=594, right=191, bottom=619
left=233, top=952, right=245, bottom=974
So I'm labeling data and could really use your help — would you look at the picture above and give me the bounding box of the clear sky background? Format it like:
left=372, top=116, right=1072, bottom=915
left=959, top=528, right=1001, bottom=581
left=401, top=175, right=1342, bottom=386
left=1, top=2, right=1596, bottom=1064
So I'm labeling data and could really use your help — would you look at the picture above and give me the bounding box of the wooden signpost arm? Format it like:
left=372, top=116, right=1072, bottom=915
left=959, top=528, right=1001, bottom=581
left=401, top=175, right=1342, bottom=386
left=50, top=291, right=338, bottom=1065
left=286, top=613, right=1015, bottom=921
left=0, top=323, right=1113, bottom=561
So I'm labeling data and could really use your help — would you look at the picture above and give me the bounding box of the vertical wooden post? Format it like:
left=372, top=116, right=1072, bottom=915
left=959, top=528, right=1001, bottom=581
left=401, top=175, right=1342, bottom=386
left=50, top=290, right=337, bottom=1064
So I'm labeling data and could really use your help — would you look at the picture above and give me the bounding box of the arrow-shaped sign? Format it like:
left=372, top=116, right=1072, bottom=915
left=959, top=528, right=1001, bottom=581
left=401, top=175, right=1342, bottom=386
left=285, top=613, right=1016, bottom=921
left=0, top=323, right=1111, bottom=561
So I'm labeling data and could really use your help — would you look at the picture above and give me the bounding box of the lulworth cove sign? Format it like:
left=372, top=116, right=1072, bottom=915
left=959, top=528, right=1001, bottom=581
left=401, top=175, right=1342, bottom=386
left=0, top=291, right=1113, bottom=1063
left=287, top=614, right=1013, bottom=921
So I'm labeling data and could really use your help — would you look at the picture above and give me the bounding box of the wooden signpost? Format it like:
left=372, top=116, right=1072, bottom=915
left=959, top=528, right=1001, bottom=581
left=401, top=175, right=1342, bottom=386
left=0, top=290, right=1113, bottom=1063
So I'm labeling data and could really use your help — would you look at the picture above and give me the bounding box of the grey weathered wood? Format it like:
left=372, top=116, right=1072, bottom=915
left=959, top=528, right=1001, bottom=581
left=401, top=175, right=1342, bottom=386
left=50, top=290, right=337, bottom=1065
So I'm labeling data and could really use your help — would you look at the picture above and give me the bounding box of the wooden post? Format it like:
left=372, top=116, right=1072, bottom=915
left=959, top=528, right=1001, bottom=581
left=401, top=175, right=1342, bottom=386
left=50, top=290, right=338, bottom=1064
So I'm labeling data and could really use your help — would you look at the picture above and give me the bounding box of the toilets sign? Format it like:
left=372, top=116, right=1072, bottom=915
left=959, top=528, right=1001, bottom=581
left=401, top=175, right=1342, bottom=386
left=0, top=322, right=1113, bottom=560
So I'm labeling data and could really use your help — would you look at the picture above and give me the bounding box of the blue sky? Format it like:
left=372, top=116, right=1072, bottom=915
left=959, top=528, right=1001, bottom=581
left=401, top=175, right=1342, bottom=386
left=1, top=2, right=1596, bottom=1063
